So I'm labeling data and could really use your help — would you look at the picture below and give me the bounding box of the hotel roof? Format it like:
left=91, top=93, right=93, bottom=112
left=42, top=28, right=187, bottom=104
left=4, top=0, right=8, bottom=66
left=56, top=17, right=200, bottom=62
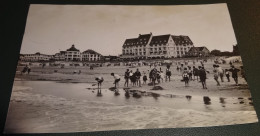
left=83, top=49, right=102, bottom=56
left=66, top=44, right=80, bottom=51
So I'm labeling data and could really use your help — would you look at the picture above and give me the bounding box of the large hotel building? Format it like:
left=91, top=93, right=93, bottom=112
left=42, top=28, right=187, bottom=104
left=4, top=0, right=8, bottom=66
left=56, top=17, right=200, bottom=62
left=121, top=33, right=194, bottom=60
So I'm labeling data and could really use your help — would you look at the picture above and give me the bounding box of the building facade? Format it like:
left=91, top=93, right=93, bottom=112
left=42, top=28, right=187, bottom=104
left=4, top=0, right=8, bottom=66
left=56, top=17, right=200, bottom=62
left=20, top=45, right=103, bottom=62
left=121, top=33, right=194, bottom=60
left=65, top=45, right=81, bottom=61
left=20, top=52, right=53, bottom=62
left=187, top=46, right=210, bottom=57
left=82, top=49, right=102, bottom=61
left=54, top=51, right=66, bottom=61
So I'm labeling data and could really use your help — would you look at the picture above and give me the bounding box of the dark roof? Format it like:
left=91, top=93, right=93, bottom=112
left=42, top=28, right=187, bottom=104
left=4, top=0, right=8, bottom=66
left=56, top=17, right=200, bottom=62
left=66, top=45, right=80, bottom=51
left=171, top=35, right=193, bottom=45
left=60, top=51, right=66, bottom=54
left=83, top=49, right=102, bottom=55
left=123, top=33, right=152, bottom=47
left=149, top=34, right=171, bottom=45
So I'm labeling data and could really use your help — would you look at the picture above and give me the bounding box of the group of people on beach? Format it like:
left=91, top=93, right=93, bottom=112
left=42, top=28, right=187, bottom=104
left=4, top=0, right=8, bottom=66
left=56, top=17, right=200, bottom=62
left=95, top=61, right=245, bottom=92
left=123, top=66, right=172, bottom=87
left=180, top=63, right=244, bottom=89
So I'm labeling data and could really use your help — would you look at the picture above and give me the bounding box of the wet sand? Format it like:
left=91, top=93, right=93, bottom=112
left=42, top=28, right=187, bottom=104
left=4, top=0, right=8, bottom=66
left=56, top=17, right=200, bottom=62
left=5, top=61, right=258, bottom=133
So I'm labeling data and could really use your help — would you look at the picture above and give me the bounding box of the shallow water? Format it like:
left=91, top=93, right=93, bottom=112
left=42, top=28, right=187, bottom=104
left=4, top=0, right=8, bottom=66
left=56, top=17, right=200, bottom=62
left=13, top=81, right=254, bottom=112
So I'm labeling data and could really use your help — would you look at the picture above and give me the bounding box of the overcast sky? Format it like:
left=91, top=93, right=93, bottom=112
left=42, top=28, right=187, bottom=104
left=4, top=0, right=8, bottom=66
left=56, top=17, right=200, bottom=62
left=20, top=3, right=237, bottom=55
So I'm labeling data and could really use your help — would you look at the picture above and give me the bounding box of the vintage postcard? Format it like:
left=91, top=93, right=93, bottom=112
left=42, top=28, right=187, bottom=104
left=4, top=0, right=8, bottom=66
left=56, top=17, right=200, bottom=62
left=4, top=3, right=258, bottom=133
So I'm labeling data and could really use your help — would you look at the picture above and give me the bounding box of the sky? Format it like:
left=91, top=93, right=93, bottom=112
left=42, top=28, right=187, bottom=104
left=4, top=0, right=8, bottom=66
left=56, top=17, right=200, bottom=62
left=20, top=3, right=237, bottom=56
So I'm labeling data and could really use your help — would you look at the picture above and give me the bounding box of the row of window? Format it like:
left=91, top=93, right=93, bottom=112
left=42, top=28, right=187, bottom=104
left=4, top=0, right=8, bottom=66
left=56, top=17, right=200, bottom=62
left=125, top=41, right=147, bottom=46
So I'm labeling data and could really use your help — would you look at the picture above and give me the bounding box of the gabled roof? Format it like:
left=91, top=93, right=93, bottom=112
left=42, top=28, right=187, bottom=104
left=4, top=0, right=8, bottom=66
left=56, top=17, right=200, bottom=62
left=171, top=35, right=193, bottom=45
left=66, top=45, right=80, bottom=51
left=149, top=34, right=171, bottom=45
left=83, top=49, right=102, bottom=56
left=123, top=33, right=152, bottom=47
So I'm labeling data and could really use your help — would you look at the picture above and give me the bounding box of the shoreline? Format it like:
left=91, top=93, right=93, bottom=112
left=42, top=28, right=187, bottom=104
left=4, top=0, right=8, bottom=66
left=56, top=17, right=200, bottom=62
left=5, top=88, right=258, bottom=133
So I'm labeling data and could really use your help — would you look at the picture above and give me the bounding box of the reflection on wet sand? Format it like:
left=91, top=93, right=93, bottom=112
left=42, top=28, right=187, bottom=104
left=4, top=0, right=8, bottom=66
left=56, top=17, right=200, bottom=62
left=203, top=96, right=211, bottom=105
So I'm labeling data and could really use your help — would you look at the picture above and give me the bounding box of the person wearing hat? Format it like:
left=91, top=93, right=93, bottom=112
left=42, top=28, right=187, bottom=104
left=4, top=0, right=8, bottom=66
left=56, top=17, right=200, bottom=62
left=229, top=65, right=240, bottom=85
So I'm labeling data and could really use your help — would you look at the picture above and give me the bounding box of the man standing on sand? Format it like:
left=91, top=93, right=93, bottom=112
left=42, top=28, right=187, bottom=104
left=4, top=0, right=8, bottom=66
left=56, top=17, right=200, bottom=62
left=111, top=73, right=120, bottom=88
left=124, top=69, right=130, bottom=87
left=182, top=68, right=189, bottom=87
left=199, top=66, right=207, bottom=89
left=229, top=65, right=240, bottom=85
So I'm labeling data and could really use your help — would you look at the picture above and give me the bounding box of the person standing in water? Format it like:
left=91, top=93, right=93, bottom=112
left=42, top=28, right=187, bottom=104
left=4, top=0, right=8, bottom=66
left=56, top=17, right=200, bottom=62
left=111, top=73, right=120, bottom=88
left=95, top=76, right=104, bottom=89
left=135, top=68, right=142, bottom=87
left=124, top=69, right=130, bottom=87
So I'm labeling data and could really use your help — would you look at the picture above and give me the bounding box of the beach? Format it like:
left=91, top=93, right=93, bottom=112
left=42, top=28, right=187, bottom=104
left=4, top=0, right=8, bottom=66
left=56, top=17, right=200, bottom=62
left=4, top=60, right=258, bottom=133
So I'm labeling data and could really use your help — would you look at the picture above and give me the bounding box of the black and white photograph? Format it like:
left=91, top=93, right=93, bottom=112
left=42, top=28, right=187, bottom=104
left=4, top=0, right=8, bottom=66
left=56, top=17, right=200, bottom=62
left=4, top=3, right=258, bottom=133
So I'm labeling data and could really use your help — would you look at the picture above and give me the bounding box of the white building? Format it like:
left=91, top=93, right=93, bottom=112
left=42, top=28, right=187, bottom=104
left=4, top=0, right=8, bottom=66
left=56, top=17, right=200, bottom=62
left=65, top=45, right=81, bottom=61
left=82, top=49, right=102, bottom=61
left=54, top=51, right=66, bottom=61
left=20, top=52, right=53, bottom=62
left=121, top=33, right=194, bottom=60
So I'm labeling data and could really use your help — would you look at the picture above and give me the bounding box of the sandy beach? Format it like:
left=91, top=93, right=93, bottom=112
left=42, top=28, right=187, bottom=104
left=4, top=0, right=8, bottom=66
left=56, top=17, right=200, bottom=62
left=4, top=60, right=258, bottom=133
